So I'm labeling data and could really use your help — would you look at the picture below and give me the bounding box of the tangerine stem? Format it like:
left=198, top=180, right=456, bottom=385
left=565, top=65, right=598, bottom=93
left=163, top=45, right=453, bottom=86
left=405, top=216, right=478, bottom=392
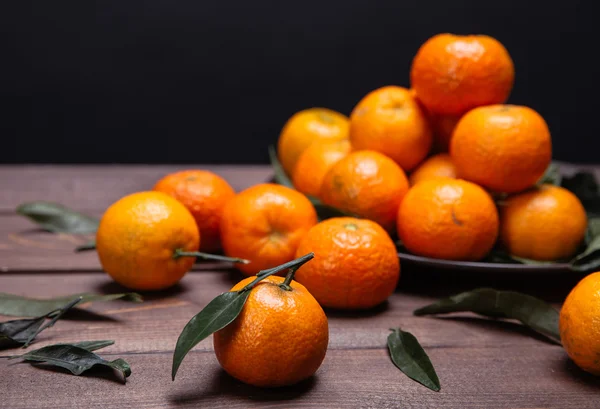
left=240, top=252, right=315, bottom=293
left=173, top=249, right=249, bottom=265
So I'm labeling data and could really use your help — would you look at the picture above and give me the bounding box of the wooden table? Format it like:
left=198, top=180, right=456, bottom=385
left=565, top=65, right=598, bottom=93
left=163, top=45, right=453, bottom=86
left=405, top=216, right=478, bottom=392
left=1, top=164, right=599, bottom=408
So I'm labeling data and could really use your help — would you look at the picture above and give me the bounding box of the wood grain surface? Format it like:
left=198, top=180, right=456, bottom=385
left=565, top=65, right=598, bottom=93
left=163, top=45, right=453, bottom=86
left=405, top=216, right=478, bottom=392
left=0, top=164, right=599, bottom=408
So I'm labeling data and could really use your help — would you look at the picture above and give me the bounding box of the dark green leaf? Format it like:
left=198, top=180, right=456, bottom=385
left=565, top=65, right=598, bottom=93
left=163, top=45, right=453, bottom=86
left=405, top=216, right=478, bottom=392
left=268, top=145, right=295, bottom=189
left=387, top=328, right=440, bottom=392
left=2, top=344, right=131, bottom=381
left=313, top=202, right=358, bottom=220
left=0, top=317, right=45, bottom=348
left=0, top=298, right=82, bottom=349
left=0, top=292, right=142, bottom=317
left=16, top=201, right=99, bottom=234
left=172, top=290, right=251, bottom=380
left=570, top=217, right=600, bottom=272
left=75, top=241, right=96, bottom=252
left=561, top=171, right=600, bottom=215
left=70, top=340, right=115, bottom=352
left=268, top=145, right=322, bottom=206
left=537, top=162, right=562, bottom=186
left=414, top=288, right=560, bottom=343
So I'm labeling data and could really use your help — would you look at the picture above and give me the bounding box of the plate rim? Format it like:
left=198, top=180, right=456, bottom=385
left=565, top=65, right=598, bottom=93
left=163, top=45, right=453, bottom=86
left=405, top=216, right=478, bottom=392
left=397, top=251, right=572, bottom=272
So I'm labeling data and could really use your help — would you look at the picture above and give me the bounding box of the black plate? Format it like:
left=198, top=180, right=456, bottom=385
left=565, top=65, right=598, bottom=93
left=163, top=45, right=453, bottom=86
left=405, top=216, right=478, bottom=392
left=397, top=252, right=572, bottom=274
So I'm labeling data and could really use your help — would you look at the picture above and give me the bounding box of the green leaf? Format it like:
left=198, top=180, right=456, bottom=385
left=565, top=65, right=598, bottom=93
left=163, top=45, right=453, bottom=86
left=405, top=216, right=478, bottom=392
left=70, top=340, right=115, bottom=352
left=268, top=145, right=295, bottom=189
left=387, top=328, right=440, bottom=392
left=0, top=292, right=142, bottom=317
left=537, top=162, right=562, bottom=186
left=171, top=290, right=251, bottom=380
left=570, top=216, right=600, bottom=272
left=16, top=201, right=99, bottom=234
left=0, top=298, right=82, bottom=349
left=75, top=240, right=96, bottom=252
left=561, top=171, right=600, bottom=216
left=0, top=317, right=45, bottom=348
left=2, top=344, right=131, bottom=381
left=171, top=252, right=316, bottom=381
left=414, top=288, right=560, bottom=343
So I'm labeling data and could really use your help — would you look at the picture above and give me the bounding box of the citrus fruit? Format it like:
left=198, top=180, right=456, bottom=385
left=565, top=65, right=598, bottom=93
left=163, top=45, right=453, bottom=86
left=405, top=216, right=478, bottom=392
left=277, top=108, right=349, bottom=176
left=349, top=86, right=432, bottom=171
left=96, top=191, right=199, bottom=290
left=214, top=274, right=329, bottom=387
left=319, top=150, right=409, bottom=232
left=499, top=185, right=587, bottom=261
left=410, top=33, right=514, bottom=115
left=220, top=183, right=318, bottom=275
left=409, top=153, right=457, bottom=186
left=559, top=272, right=600, bottom=375
left=292, top=139, right=351, bottom=198
left=294, top=217, right=400, bottom=309
left=450, top=104, right=552, bottom=193
left=397, top=178, right=499, bottom=261
left=152, top=170, right=235, bottom=252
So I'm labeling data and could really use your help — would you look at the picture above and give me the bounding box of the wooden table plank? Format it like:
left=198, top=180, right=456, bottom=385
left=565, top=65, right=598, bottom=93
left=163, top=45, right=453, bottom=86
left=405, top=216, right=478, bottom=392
left=1, top=164, right=600, bottom=408
left=0, top=273, right=571, bottom=354
left=0, top=165, right=273, bottom=212
left=3, top=271, right=598, bottom=409
left=0, top=162, right=595, bottom=212
left=1, top=347, right=598, bottom=408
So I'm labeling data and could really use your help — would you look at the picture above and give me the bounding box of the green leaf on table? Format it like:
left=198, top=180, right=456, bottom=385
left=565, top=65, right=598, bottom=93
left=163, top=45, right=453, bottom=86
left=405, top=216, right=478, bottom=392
left=387, top=328, right=440, bottom=392
left=75, top=240, right=96, bottom=252
left=70, top=340, right=115, bottom=352
left=172, top=290, right=251, bottom=380
left=0, top=292, right=142, bottom=317
left=2, top=343, right=131, bottom=381
left=414, top=288, right=560, bottom=343
left=16, top=201, right=99, bottom=234
left=0, top=298, right=82, bottom=349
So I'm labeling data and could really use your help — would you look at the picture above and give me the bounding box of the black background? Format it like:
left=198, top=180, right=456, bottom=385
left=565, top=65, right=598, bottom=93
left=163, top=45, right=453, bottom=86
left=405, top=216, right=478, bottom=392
left=0, top=1, right=596, bottom=164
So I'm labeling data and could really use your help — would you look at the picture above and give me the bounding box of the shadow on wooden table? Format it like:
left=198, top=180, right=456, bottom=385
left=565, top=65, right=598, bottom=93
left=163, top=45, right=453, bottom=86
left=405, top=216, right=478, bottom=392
left=168, top=369, right=317, bottom=405
left=397, top=264, right=588, bottom=303
left=559, top=358, right=600, bottom=388
left=434, top=316, right=559, bottom=345
left=95, top=280, right=190, bottom=301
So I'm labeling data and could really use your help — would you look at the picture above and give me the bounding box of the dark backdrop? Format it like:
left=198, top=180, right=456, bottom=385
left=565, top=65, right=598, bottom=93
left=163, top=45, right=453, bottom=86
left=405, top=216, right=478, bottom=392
left=0, top=1, right=596, bottom=164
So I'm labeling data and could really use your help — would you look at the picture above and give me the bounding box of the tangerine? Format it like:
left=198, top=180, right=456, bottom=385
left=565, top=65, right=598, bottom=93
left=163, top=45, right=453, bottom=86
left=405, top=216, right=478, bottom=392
left=397, top=178, right=499, bottom=261
left=292, top=139, right=351, bottom=198
left=295, top=217, right=400, bottom=309
left=409, top=153, right=457, bottom=186
left=96, top=192, right=244, bottom=290
left=277, top=108, right=349, bottom=176
left=450, top=104, right=552, bottom=193
left=214, top=274, right=329, bottom=387
left=559, top=272, right=600, bottom=375
left=499, top=185, right=587, bottom=261
left=319, top=150, right=409, bottom=232
left=220, top=183, right=318, bottom=275
left=410, top=33, right=515, bottom=115
left=153, top=170, right=235, bottom=252
left=349, top=86, right=432, bottom=171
